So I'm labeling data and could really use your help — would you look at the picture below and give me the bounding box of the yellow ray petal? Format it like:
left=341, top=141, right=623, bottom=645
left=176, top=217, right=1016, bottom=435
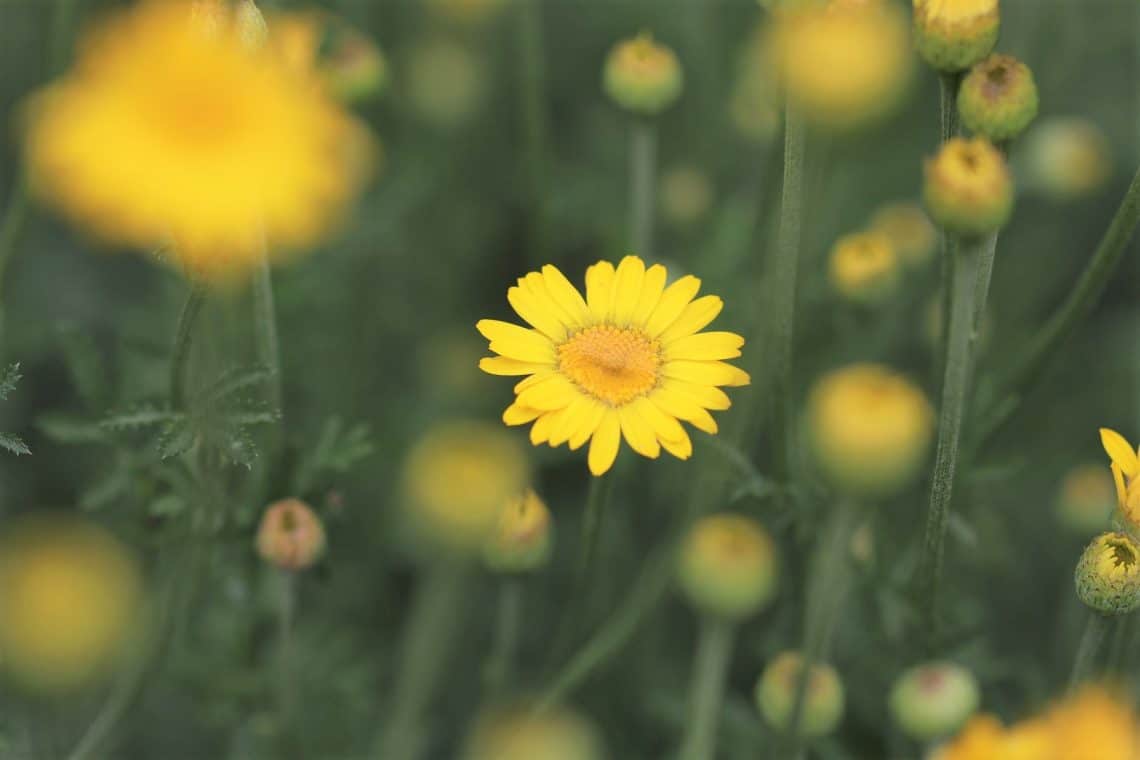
left=659, top=425, right=693, bottom=461
left=1112, top=462, right=1128, bottom=509
left=503, top=403, right=542, bottom=426
left=650, top=387, right=719, bottom=434
left=588, top=411, right=622, bottom=476
left=632, top=396, right=687, bottom=444
left=522, top=272, right=579, bottom=329
left=530, top=412, right=558, bottom=445
left=645, top=275, right=702, bottom=337
left=479, top=357, right=551, bottom=376
left=664, top=331, right=745, bottom=361
left=619, top=404, right=661, bottom=459
left=611, top=255, right=646, bottom=325
left=1101, top=428, right=1139, bottom=478
left=659, top=296, right=724, bottom=343
left=516, top=374, right=579, bottom=410
left=631, top=264, right=668, bottom=324
left=585, top=261, right=616, bottom=321
left=541, top=265, right=591, bottom=327
left=568, top=402, right=608, bottom=451
left=478, top=319, right=556, bottom=363
left=514, top=371, right=555, bottom=393
left=664, top=360, right=751, bottom=387
left=549, top=395, right=593, bottom=447
left=663, top=380, right=732, bottom=410
left=507, top=286, right=568, bottom=342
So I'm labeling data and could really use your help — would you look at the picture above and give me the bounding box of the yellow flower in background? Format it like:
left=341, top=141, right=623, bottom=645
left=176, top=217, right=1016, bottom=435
left=477, top=255, right=750, bottom=476
left=870, top=202, right=937, bottom=267
left=1024, top=118, right=1114, bottom=202
left=767, top=0, right=913, bottom=132
left=934, top=714, right=1052, bottom=760
left=406, top=37, right=488, bottom=128
left=1057, top=464, right=1117, bottom=536
left=1047, top=686, right=1140, bottom=760
left=23, top=1, right=369, bottom=282
left=1100, top=428, right=1140, bottom=532
left=828, top=230, right=900, bottom=306
left=403, top=421, right=529, bottom=551
left=464, top=704, right=606, bottom=760
left=0, top=516, right=143, bottom=693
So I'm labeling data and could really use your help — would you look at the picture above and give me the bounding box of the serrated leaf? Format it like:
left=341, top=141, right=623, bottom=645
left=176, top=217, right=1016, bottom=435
left=0, top=363, right=21, bottom=400
left=37, top=413, right=107, bottom=444
left=101, top=405, right=179, bottom=431
left=226, top=406, right=281, bottom=427
left=0, top=433, right=30, bottom=456
left=221, top=425, right=258, bottom=469
left=156, top=419, right=195, bottom=459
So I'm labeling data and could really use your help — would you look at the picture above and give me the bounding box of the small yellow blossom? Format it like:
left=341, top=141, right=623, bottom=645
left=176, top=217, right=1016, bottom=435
left=1075, top=531, right=1140, bottom=615
left=464, top=704, right=606, bottom=760
left=828, top=231, right=900, bottom=305
left=23, top=1, right=369, bottom=282
left=870, top=202, right=937, bottom=267
left=0, top=516, right=143, bottom=693
left=767, top=0, right=913, bottom=132
left=1024, top=118, right=1113, bottom=202
left=477, top=255, right=750, bottom=476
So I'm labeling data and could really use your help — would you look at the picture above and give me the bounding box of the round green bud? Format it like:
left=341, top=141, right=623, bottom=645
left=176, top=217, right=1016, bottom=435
left=677, top=513, right=779, bottom=622
left=602, top=33, right=683, bottom=116
left=913, top=0, right=1000, bottom=72
left=888, top=662, right=980, bottom=742
left=923, top=137, right=1013, bottom=237
left=958, top=54, right=1038, bottom=142
left=1075, top=532, right=1140, bottom=616
left=755, top=651, right=845, bottom=738
left=483, top=490, right=553, bottom=574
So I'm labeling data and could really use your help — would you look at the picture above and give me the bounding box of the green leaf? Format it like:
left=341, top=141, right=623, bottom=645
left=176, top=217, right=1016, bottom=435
left=101, top=405, right=179, bottom=431
left=196, top=365, right=273, bottom=405
left=156, top=419, right=195, bottom=460
left=221, top=425, right=258, bottom=469
left=0, top=363, right=21, bottom=400
left=0, top=433, right=30, bottom=456
left=36, top=413, right=106, bottom=444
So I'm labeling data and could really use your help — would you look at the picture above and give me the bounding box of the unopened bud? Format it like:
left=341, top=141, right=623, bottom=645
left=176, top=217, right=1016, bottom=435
left=913, top=0, right=1000, bottom=73
left=755, top=651, right=845, bottom=738
left=677, top=513, right=779, bottom=622
left=256, top=498, right=326, bottom=571
left=603, top=33, right=683, bottom=116
left=1075, top=531, right=1140, bottom=615
left=924, top=137, right=1013, bottom=237
left=483, top=490, right=553, bottom=573
left=958, top=54, right=1038, bottom=142
left=889, top=661, right=980, bottom=741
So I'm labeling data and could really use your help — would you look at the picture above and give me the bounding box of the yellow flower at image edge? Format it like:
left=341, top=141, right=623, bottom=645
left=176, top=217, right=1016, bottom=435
left=0, top=516, right=143, bottom=692
left=1100, top=428, right=1140, bottom=531
left=23, top=1, right=369, bottom=281
left=477, top=256, right=750, bottom=476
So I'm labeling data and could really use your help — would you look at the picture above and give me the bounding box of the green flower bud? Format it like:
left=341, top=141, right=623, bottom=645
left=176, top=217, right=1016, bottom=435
left=483, top=490, right=553, bottom=574
left=888, top=662, right=980, bottom=741
left=828, top=231, right=901, bottom=306
left=1075, top=532, right=1140, bottom=616
left=755, top=651, right=845, bottom=738
left=958, top=54, right=1038, bottom=142
left=602, top=33, right=683, bottom=116
left=913, top=0, right=1000, bottom=73
left=923, top=137, right=1013, bottom=237
left=677, top=513, right=779, bottom=622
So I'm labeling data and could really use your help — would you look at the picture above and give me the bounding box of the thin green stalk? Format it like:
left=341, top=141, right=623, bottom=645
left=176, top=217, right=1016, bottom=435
left=517, top=0, right=548, bottom=263
left=376, top=560, right=468, bottom=760
left=981, top=165, right=1140, bottom=441
left=1068, top=613, right=1109, bottom=693
left=918, top=236, right=990, bottom=652
left=484, top=580, right=523, bottom=696
left=766, top=107, right=806, bottom=481
left=252, top=255, right=282, bottom=413
left=677, top=618, right=735, bottom=760
left=934, top=72, right=961, bottom=384
left=576, top=474, right=612, bottom=583
left=276, top=570, right=297, bottom=727
left=630, top=120, right=658, bottom=257
left=0, top=173, right=30, bottom=318
left=938, top=72, right=961, bottom=144
left=786, top=499, right=860, bottom=759
left=169, top=285, right=207, bottom=409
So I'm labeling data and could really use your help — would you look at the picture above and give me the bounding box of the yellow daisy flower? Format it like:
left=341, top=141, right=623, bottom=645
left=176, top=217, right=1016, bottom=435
left=22, top=1, right=368, bottom=281
left=1100, top=428, right=1140, bottom=530
left=477, top=255, right=750, bottom=477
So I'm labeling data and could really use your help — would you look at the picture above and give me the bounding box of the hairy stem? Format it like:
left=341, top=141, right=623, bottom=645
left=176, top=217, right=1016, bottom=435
left=630, top=120, right=658, bottom=257
left=1068, top=613, right=1109, bottom=693
left=918, top=235, right=993, bottom=651
left=169, top=285, right=207, bottom=410
left=677, top=618, right=735, bottom=760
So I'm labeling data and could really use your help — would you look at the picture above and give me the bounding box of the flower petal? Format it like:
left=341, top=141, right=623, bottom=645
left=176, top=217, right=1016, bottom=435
left=631, top=264, right=668, bottom=324
left=659, top=296, right=724, bottom=343
left=542, top=265, right=591, bottom=327
left=632, top=396, right=687, bottom=444
left=477, top=319, right=556, bottom=363
left=645, top=275, right=701, bottom=337
left=508, top=284, right=568, bottom=342
left=650, top=387, right=719, bottom=434
left=665, top=331, right=745, bottom=361
left=1101, top=428, right=1139, bottom=478
left=658, top=425, right=693, bottom=461
left=568, top=402, right=608, bottom=451
left=585, top=261, right=616, bottom=321
left=611, top=255, right=646, bottom=325
left=479, top=356, right=551, bottom=376
left=619, top=404, right=660, bottom=459
left=664, top=360, right=751, bottom=387
left=663, top=380, right=732, bottom=410
left=516, top=374, right=579, bottom=410
left=502, top=403, right=542, bottom=426
left=588, top=411, right=621, bottom=476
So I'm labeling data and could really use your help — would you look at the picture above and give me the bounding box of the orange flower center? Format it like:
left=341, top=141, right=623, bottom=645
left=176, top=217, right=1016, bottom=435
left=557, top=325, right=660, bottom=406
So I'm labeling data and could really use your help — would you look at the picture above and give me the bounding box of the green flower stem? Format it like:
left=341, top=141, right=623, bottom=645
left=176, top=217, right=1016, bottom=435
left=252, top=254, right=283, bottom=414
left=517, top=0, right=548, bottom=263
left=934, top=72, right=961, bottom=383
left=766, top=106, right=806, bottom=481
left=484, top=579, right=523, bottom=697
left=786, top=499, right=860, bottom=760
left=276, top=570, right=297, bottom=730
left=1068, top=612, right=1109, bottom=693
left=577, top=473, right=613, bottom=583
left=0, top=173, right=30, bottom=342
left=169, top=285, right=207, bottom=410
left=376, top=559, right=468, bottom=760
left=918, top=234, right=993, bottom=652
left=677, top=617, right=735, bottom=760
left=978, top=165, right=1140, bottom=448
left=630, top=119, right=658, bottom=257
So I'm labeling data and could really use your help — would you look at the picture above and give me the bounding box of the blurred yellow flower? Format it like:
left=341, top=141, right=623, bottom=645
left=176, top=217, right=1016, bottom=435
left=934, top=714, right=1052, bottom=760
left=1100, top=428, right=1140, bottom=532
left=659, top=166, right=714, bottom=227
left=477, top=255, right=750, bottom=476
left=767, top=0, right=913, bottom=132
left=806, top=363, right=934, bottom=499
left=870, top=202, right=937, bottom=267
left=483, top=489, right=553, bottom=573
left=404, top=421, right=529, bottom=551
left=1057, top=464, right=1117, bottom=536
left=23, top=1, right=368, bottom=281
left=0, top=516, right=143, bottom=693
left=1024, top=118, right=1113, bottom=202
left=464, top=704, right=605, bottom=760
left=828, top=230, right=900, bottom=305
left=406, top=37, right=488, bottom=128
